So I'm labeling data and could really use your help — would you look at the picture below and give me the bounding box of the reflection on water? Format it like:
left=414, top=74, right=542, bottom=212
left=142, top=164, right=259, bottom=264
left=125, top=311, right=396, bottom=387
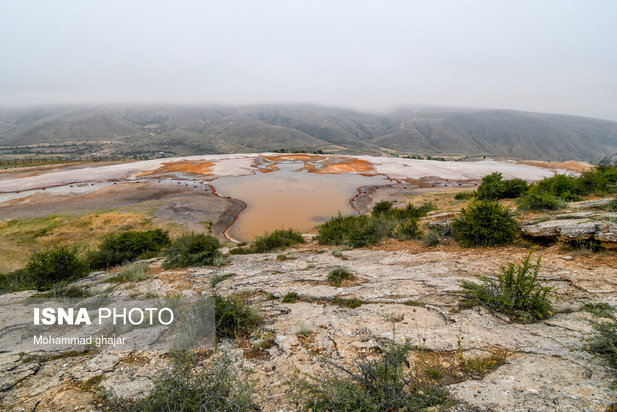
left=211, top=163, right=389, bottom=242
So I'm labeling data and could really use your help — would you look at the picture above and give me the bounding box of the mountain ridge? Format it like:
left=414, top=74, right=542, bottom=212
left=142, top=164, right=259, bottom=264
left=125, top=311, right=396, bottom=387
left=1, top=104, right=617, bottom=161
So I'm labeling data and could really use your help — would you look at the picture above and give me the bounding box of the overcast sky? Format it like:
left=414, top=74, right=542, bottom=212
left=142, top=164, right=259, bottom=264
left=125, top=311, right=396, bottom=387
left=1, top=0, right=616, bottom=120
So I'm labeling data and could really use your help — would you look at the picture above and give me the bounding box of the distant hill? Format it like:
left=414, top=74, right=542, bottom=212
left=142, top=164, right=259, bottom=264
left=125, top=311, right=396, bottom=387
left=1, top=104, right=617, bottom=161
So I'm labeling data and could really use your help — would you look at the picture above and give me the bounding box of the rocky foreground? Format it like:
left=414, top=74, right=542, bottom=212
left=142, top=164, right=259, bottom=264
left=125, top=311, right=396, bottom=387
left=1, top=237, right=616, bottom=411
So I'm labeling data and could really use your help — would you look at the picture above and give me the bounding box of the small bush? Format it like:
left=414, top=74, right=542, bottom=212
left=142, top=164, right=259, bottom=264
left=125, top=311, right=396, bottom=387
left=211, top=273, right=235, bottom=287
left=318, top=204, right=429, bottom=248
left=423, top=229, right=444, bottom=247
left=476, top=173, right=528, bottom=200
left=251, top=229, right=305, bottom=253
left=301, top=341, right=449, bottom=411
left=517, top=188, right=564, bottom=211
left=282, top=292, right=299, bottom=303
left=106, top=263, right=149, bottom=283
left=583, top=303, right=617, bottom=371
left=394, top=219, right=421, bottom=240
left=316, top=214, right=394, bottom=248
left=33, top=285, right=92, bottom=298
left=110, top=353, right=257, bottom=411
left=454, top=190, right=475, bottom=200
left=476, top=172, right=506, bottom=200
left=604, top=198, right=617, bottom=212
left=163, top=233, right=224, bottom=268
left=371, top=201, right=393, bottom=217
left=331, top=297, right=364, bottom=308
left=452, top=200, right=518, bottom=247
left=502, top=178, right=529, bottom=198
left=535, top=174, right=581, bottom=200
left=296, top=322, right=312, bottom=336
left=88, top=229, right=170, bottom=269
left=328, top=266, right=354, bottom=286
left=459, top=251, right=552, bottom=322
left=214, top=294, right=262, bottom=339
left=1, top=247, right=89, bottom=292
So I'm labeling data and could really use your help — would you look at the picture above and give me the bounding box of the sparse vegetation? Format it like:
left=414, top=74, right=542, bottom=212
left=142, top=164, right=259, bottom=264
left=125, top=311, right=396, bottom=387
left=317, top=202, right=433, bottom=248
left=327, top=266, right=354, bottom=287
left=88, top=229, right=170, bottom=269
left=394, top=219, right=421, bottom=240
left=163, top=233, right=225, bottom=268
left=330, top=297, right=364, bottom=309
left=300, top=341, right=449, bottom=411
left=452, top=200, right=518, bottom=247
left=230, top=229, right=305, bottom=254
left=251, top=229, right=305, bottom=252
left=459, top=251, right=552, bottom=322
left=282, top=292, right=299, bottom=303
left=423, top=227, right=448, bottom=247
left=214, top=294, right=262, bottom=339
left=211, top=273, right=235, bottom=287
left=583, top=303, right=617, bottom=372
left=454, top=190, right=475, bottom=200
left=109, top=352, right=257, bottom=411
left=296, top=322, right=312, bottom=336
left=105, top=263, right=149, bottom=283
left=517, top=188, right=564, bottom=211
left=517, top=166, right=617, bottom=211
left=33, top=285, right=92, bottom=298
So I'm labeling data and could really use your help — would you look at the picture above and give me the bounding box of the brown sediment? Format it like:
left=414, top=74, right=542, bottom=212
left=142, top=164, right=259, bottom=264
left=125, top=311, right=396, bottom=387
left=307, top=159, right=375, bottom=174
left=135, top=160, right=215, bottom=177
left=516, top=159, right=592, bottom=173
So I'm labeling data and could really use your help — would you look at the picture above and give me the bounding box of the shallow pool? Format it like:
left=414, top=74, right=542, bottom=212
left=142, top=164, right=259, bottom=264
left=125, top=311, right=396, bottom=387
left=211, top=162, right=389, bottom=241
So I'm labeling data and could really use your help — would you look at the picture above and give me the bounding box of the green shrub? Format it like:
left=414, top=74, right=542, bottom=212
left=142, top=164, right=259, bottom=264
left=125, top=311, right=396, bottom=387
left=454, top=190, right=475, bottom=200
left=583, top=303, right=617, bottom=371
left=330, top=297, right=364, bottom=308
left=105, top=263, right=149, bottom=283
left=452, top=200, right=518, bottom=247
left=517, top=188, right=564, bottom=211
left=476, top=173, right=528, bottom=200
left=282, top=292, right=299, bottom=303
left=316, top=214, right=394, bottom=248
left=318, top=205, right=429, bottom=248
left=423, top=229, right=445, bottom=246
left=214, top=294, right=262, bottom=339
left=394, top=219, right=421, bottom=240
left=110, top=353, right=257, bottom=411
left=502, top=178, right=529, bottom=198
left=1, top=247, right=89, bottom=292
left=251, top=229, right=305, bottom=252
left=476, top=172, right=506, bottom=200
left=372, top=201, right=435, bottom=220
left=535, top=174, right=581, bottom=200
left=88, top=229, right=170, bottom=269
left=459, top=251, right=552, bottom=322
left=371, top=201, right=393, bottom=217
left=301, top=341, right=449, bottom=411
left=163, top=233, right=224, bottom=268
left=328, top=266, right=354, bottom=287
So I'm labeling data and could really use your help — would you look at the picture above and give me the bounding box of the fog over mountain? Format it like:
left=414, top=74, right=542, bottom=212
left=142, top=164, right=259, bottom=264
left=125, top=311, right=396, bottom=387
left=2, top=104, right=617, bottom=162
left=1, top=1, right=616, bottom=121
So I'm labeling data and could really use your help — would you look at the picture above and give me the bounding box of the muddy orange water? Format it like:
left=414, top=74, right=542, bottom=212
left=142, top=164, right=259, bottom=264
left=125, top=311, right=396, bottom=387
left=211, top=162, right=389, bottom=242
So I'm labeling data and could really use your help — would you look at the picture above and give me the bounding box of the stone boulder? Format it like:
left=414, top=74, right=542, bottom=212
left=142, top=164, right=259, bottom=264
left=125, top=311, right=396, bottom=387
left=521, top=215, right=617, bottom=248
